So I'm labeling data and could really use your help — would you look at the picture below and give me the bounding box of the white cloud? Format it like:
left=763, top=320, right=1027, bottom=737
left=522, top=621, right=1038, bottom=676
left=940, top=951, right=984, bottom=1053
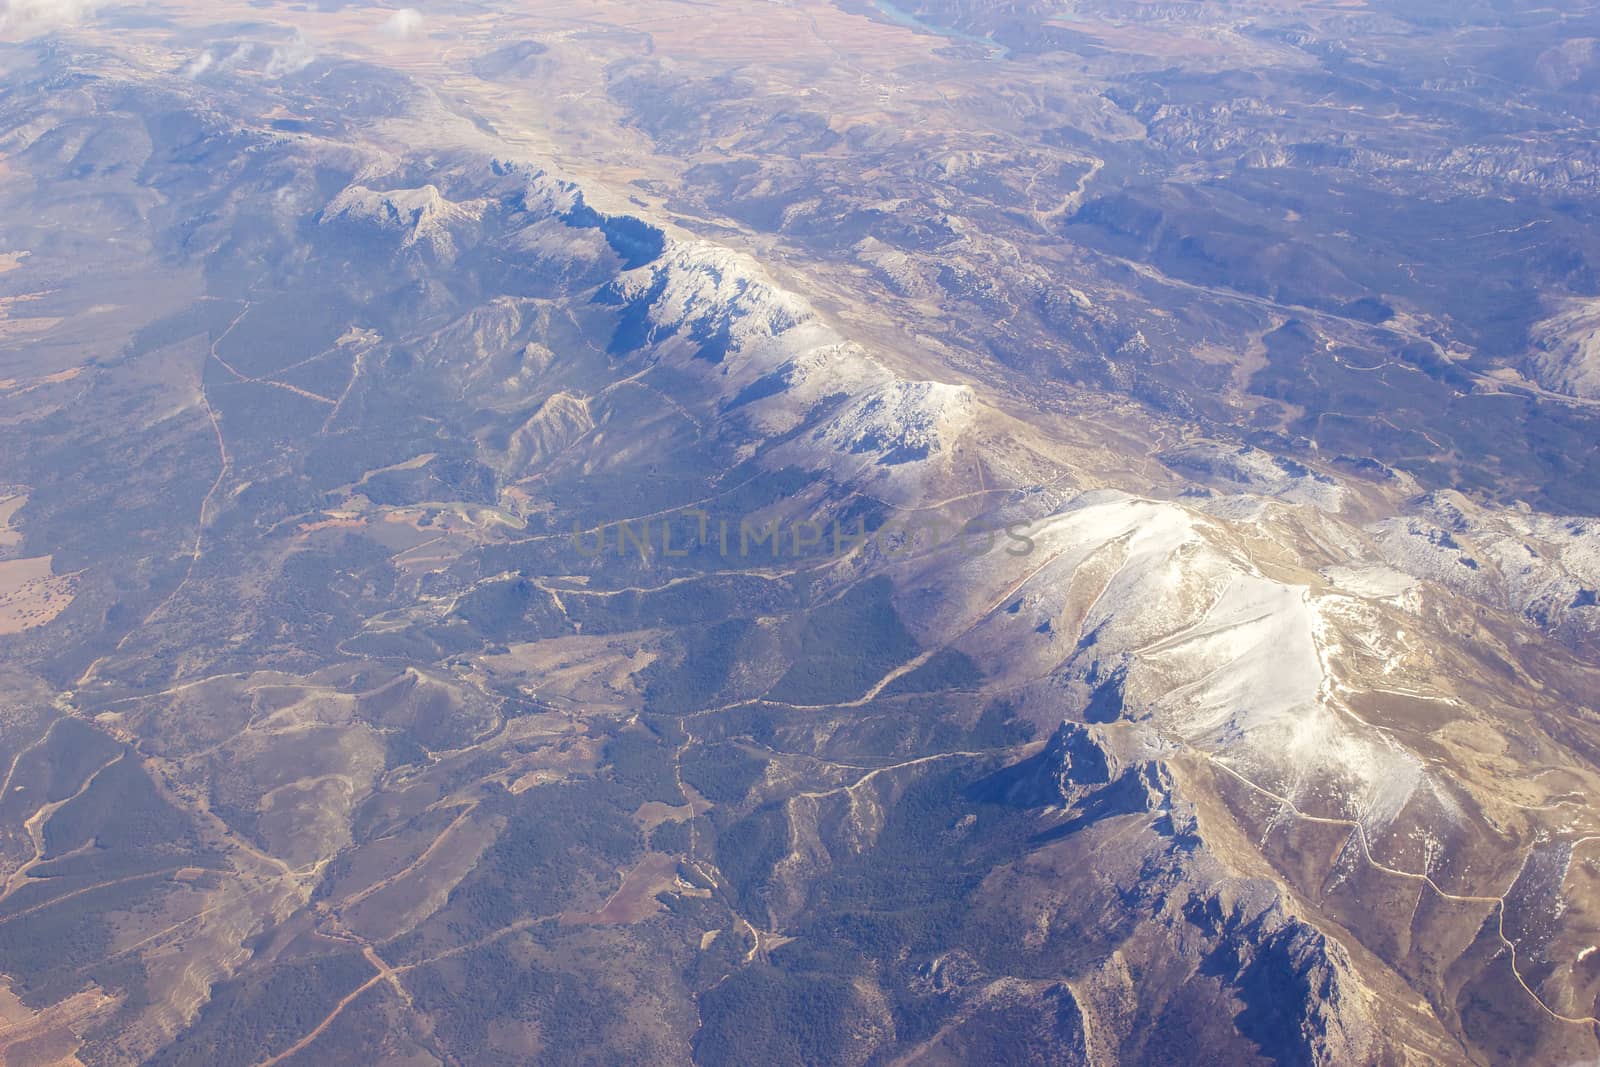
left=180, top=50, right=215, bottom=79
left=182, top=42, right=249, bottom=80
left=263, top=30, right=315, bottom=77
left=380, top=8, right=423, bottom=39
left=181, top=34, right=314, bottom=81
left=0, top=0, right=112, bottom=36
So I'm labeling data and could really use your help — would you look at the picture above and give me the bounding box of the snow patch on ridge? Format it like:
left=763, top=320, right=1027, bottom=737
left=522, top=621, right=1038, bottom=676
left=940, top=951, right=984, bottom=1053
left=1373, top=490, right=1600, bottom=642
left=1161, top=443, right=1346, bottom=512
left=605, top=235, right=980, bottom=479
left=607, top=240, right=821, bottom=364
left=812, top=379, right=976, bottom=465
left=901, top=492, right=1429, bottom=832
left=322, top=183, right=485, bottom=255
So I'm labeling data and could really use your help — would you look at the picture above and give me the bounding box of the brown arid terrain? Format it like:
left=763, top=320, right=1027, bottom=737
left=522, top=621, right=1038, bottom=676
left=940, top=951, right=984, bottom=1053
left=0, top=491, right=77, bottom=634
left=1, top=0, right=1600, bottom=1064
left=0, top=553, right=77, bottom=634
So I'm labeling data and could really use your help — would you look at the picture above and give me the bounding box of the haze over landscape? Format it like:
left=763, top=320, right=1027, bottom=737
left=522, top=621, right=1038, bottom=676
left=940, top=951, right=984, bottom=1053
left=2, top=0, right=1600, bottom=1063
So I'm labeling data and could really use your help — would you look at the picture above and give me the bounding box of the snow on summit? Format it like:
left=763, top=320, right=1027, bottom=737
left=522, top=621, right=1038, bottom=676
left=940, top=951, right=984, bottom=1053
left=895, top=491, right=1428, bottom=829
left=614, top=240, right=819, bottom=365
left=322, top=183, right=486, bottom=255
left=812, top=379, right=976, bottom=465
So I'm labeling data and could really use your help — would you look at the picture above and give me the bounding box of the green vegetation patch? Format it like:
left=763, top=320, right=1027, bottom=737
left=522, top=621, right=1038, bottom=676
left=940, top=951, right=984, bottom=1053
left=765, top=577, right=918, bottom=705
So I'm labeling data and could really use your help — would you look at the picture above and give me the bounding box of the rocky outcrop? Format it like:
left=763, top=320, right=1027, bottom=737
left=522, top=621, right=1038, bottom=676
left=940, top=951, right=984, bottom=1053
left=1187, top=882, right=1378, bottom=1067
left=1373, top=490, right=1600, bottom=645
left=320, top=183, right=485, bottom=257
left=1529, top=296, right=1600, bottom=400
left=502, top=392, right=593, bottom=474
